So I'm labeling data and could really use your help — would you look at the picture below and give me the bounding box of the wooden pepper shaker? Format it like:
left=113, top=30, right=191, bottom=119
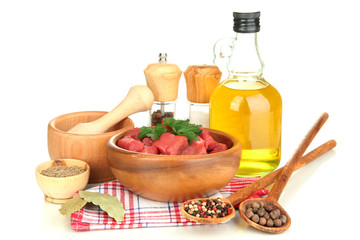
left=184, top=65, right=222, bottom=128
left=144, top=53, right=182, bottom=126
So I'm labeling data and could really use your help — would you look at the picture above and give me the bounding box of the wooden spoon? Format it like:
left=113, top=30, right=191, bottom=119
left=239, top=112, right=329, bottom=233
left=180, top=138, right=335, bottom=224
left=67, top=85, right=154, bottom=134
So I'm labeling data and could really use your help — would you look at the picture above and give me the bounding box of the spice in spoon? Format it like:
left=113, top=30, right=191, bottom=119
left=183, top=198, right=232, bottom=219
left=245, top=201, right=287, bottom=227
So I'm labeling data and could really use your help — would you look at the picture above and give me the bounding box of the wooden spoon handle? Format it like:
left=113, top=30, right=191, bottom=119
left=268, top=112, right=329, bottom=201
left=226, top=139, right=336, bottom=206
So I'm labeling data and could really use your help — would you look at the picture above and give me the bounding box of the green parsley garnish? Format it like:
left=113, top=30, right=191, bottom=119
left=139, top=124, right=167, bottom=140
left=138, top=118, right=203, bottom=143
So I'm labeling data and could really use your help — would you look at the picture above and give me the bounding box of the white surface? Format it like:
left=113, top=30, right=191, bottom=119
left=1, top=0, right=358, bottom=239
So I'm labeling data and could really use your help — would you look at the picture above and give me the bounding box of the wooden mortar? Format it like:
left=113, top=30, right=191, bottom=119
left=48, top=112, right=134, bottom=183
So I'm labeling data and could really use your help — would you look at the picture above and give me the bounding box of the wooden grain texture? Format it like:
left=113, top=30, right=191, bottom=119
left=226, top=139, right=336, bottom=206
left=239, top=112, right=329, bottom=233
left=48, top=111, right=134, bottom=183
left=184, top=65, right=222, bottom=103
left=67, top=85, right=153, bottom=134
left=268, top=112, right=329, bottom=201
left=144, top=62, right=182, bottom=102
left=179, top=139, right=336, bottom=224
left=106, top=128, right=241, bottom=202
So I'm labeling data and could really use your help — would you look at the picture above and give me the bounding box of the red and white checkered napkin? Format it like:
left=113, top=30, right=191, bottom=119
left=71, top=177, right=269, bottom=231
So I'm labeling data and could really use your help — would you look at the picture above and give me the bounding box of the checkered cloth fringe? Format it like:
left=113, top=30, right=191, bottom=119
left=71, top=177, right=268, bottom=231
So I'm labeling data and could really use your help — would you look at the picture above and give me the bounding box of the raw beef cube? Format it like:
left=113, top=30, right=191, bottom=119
left=199, top=127, right=218, bottom=151
left=124, top=128, right=141, bottom=139
left=142, top=137, right=154, bottom=147
left=141, top=145, right=159, bottom=154
left=117, top=137, right=144, bottom=152
left=153, top=132, right=189, bottom=155
left=181, top=140, right=207, bottom=155
left=209, top=143, right=228, bottom=154
left=194, top=135, right=205, bottom=145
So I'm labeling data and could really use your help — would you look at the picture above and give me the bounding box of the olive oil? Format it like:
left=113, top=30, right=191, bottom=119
left=210, top=78, right=282, bottom=176
left=211, top=12, right=282, bottom=176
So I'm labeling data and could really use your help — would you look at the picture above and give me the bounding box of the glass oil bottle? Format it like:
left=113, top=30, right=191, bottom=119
left=210, top=12, right=282, bottom=176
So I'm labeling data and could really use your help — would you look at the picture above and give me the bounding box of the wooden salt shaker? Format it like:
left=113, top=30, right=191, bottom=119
left=184, top=65, right=222, bottom=127
left=144, top=53, right=182, bottom=126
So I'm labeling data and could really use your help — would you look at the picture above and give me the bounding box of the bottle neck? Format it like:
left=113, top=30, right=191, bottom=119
left=227, top=32, right=264, bottom=80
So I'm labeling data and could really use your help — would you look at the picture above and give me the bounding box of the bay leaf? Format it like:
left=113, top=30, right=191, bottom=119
left=79, top=191, right=125, bottom=222
left=59, top=196, right=87, bottom=217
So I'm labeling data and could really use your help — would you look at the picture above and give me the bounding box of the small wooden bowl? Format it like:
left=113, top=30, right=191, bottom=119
left=35, top=159, right=90, bottom=204
left=106, top=128, right=242, bottom=202
left=48, top=111, right=134, bottom=183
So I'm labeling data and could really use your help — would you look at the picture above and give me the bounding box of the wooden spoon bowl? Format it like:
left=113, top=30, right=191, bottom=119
left=239, top=198, right=291, bottom=233
left=180, top=198, right=235, bottom=224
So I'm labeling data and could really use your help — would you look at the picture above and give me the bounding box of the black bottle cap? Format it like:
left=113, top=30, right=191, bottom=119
left=233, top=11, right=260, bottom=33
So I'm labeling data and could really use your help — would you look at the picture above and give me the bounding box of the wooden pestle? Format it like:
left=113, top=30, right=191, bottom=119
left=227, top=139, right=336, bottom=206
left=67, top=85, right=154, bottom=134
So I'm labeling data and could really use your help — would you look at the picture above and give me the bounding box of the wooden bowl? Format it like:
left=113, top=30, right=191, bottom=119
left=35, top=159, right=90, bottom=203
left=48, top=111, right=134, bottom=183
left=106, top=128, right=242, bottom=202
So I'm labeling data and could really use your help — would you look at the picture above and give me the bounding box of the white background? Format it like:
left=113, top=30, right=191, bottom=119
left=1, top=0, right=359, bottom=239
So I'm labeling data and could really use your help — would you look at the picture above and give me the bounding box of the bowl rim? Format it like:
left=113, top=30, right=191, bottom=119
left=107, top=127, right=241, bottom=160
left=35, top=158, right=90, bottom=180
left=48, top=111, right=134, bottom=136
